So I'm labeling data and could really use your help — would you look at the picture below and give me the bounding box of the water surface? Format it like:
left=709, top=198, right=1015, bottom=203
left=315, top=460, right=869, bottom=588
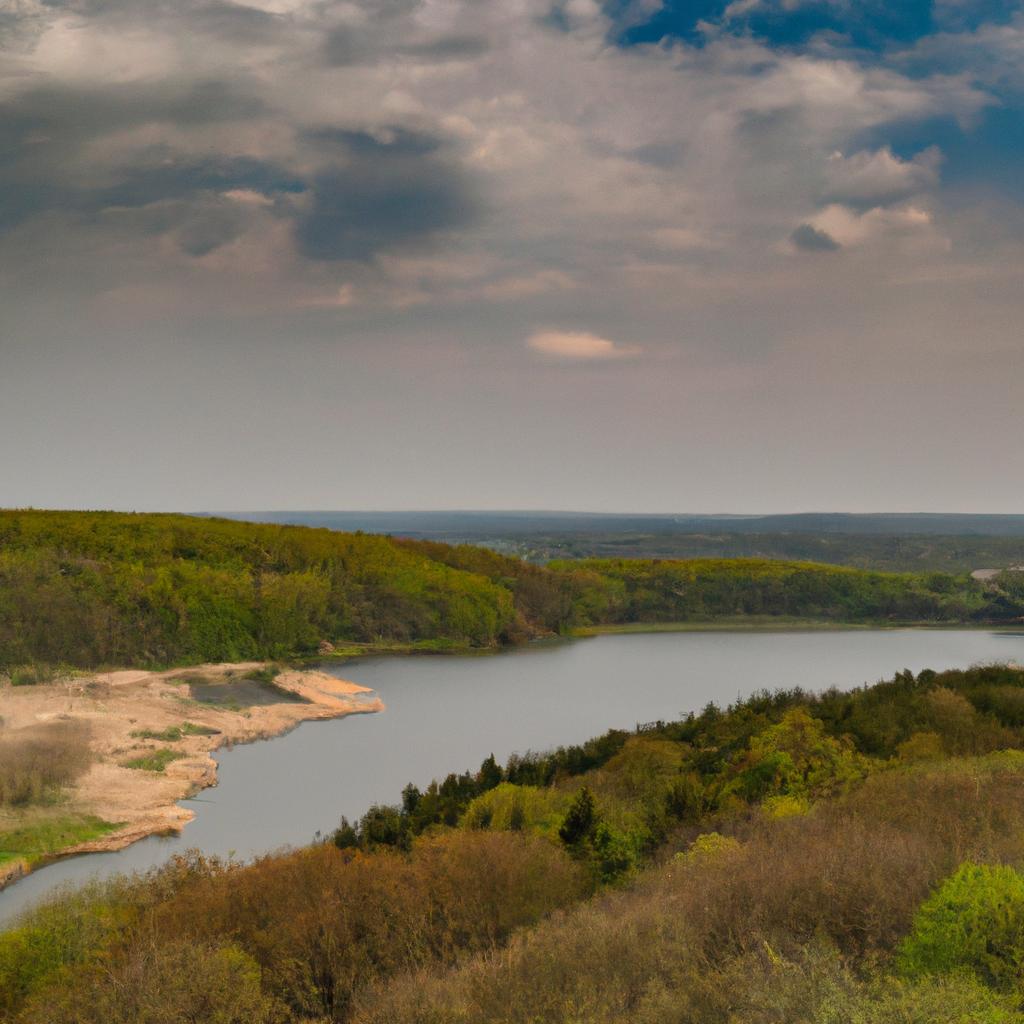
left=2, top=628, right=1022, bottom=923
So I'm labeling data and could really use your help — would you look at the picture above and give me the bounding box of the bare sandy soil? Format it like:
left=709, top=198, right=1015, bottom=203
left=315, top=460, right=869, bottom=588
left=0, top=663, right=383, bottom=887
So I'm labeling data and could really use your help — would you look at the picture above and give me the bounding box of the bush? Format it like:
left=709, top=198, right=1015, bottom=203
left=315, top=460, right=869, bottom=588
left=0, top=721, right=92, bottom=805
left=897, top=862, right=1024, bottom=989
left=19, top=938, right=287, bottom=1024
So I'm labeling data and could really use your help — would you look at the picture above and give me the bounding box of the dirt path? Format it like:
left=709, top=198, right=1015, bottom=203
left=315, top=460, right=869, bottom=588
left=0, top=663, right=383, bottom=888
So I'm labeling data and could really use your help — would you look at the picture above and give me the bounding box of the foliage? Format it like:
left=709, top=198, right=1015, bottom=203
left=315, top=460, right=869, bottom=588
left=897, top=862, right=1024, bottom=989
left=553, top=557, right=1017, bottom=626
left=1, top=512, right=1019, bottom=671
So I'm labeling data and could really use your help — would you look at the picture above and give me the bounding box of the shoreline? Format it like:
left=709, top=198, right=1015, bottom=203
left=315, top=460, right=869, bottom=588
left=571, top=619, right=1024, bottom=637
left=0, top=663, right=383, bottom=891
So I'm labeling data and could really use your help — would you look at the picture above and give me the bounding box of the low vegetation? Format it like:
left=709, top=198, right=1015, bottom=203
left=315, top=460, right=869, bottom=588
left=0, top=721, right=92, bottom=807
left=129, top=722, right=220, bottom=742
left=1, top=510, right=1023, bottom=672
left=120, top=749, right=185, bottom=773
left=0, top=814, right=118, bottom=870
left=7, top=665, right=1024, bottom=1021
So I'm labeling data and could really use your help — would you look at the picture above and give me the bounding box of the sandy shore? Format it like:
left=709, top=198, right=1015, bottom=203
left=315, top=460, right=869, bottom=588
left=0, top=663, right=383, bottom=888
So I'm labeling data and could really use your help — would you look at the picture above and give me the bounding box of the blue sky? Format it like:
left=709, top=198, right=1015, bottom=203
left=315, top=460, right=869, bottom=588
left=0, top=0, right=1022, bottom=511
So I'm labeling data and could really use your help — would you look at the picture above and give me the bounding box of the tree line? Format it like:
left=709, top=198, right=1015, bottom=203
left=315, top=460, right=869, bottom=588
left=1, top=510, right=1022, bottom=670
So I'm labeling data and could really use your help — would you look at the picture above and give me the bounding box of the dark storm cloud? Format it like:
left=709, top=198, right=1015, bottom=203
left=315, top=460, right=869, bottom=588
left=93, top=156, right=305, bottom=211
left=0, top=76, right=279, bottom=236
left=0, top=148, right=303, bottom=246
left=307, top=127, right=443, bottom=158
left=295, top=158, right=477, bottom=262
left=791, top=223, right=841, bottom=251
left=0, top=78, right=266, bottom=164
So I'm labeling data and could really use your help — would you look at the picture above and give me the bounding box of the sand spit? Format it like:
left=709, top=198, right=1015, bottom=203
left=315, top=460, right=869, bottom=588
left=0, top=662, right=383, bottom=888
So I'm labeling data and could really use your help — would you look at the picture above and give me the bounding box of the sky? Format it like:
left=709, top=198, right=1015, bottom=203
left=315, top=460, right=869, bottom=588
left=1, top=0, right=1023, bottom=513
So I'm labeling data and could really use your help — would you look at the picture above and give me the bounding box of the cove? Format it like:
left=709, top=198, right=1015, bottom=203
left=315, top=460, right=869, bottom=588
left=2, top=627, right=1023, bottom=924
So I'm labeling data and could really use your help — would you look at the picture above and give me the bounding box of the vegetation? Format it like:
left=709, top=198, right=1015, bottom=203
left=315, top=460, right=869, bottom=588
left=1, top=510, right=1022, bottom=671
left=120, top=749, right=185, bottom=773
left=8, top=665, right=1024, bottom=1020
left=0, top=815, right=118, bottom=869
left=0, top=722, right=92, bottom=807
left=553, top=557, right=1011, bottom=626
left=129, top=722, right=220, bottom=742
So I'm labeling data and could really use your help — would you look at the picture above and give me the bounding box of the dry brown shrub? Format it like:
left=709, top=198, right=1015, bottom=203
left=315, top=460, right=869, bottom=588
left=0, top=720, right=92, bottom=806
left=148, top=830, right=583, bottom=1021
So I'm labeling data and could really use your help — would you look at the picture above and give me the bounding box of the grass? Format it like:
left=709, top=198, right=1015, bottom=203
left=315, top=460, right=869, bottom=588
left=0, top=813, right=120, bottom=867
left=121, top=748, right=186, bottom=773
left=129, top=722, right=220, bottom=742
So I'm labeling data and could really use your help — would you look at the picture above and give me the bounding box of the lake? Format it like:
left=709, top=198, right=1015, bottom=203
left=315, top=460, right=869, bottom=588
left=2, top=627, right=1023, bottom=924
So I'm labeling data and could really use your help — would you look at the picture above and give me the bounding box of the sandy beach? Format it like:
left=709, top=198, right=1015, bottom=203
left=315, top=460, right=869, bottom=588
left=0, top=663, right=383, bottom=888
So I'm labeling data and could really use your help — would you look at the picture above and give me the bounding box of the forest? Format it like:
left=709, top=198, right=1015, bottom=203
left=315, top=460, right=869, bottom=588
left=7, top=664, right=1024, bottom=1021
left=1, top=510, right=1023, bottom=670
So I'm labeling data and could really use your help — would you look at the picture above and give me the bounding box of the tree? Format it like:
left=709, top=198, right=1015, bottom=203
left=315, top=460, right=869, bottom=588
left=558, top=786, right=597, bottom=847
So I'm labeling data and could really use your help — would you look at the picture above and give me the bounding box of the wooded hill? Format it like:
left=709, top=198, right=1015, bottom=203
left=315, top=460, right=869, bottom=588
left=1, top=510, right=1023, bottom=669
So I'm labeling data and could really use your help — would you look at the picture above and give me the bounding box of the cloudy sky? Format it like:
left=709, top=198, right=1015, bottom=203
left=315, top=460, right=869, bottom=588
left=1, top=0, right=1023, bottom=512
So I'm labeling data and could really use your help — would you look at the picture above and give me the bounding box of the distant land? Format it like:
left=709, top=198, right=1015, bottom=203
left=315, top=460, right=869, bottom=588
left=203, top=511, right=1024, bottom=538
left=202, top=511, right=1024, bottom=573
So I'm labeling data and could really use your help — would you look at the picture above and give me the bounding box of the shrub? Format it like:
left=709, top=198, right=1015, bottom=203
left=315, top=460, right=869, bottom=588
left=897, top=862, right=1024, bottom=989
left=0, top=721, right=92, bottom=805
left=19, top=938, right=287, bottom=1024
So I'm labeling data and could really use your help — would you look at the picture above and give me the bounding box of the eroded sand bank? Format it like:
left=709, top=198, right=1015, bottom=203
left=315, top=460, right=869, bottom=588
left=0, top=663, right=383, bottom=887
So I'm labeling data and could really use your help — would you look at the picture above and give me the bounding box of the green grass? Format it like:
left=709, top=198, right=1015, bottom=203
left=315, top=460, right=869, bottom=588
left=121, top=748, right=185, bottom=772
left=181, top=721, right=220, bottom=736
left=128, top=721, right=220, bottom=742
left=0, top=814, right=120, bottom=867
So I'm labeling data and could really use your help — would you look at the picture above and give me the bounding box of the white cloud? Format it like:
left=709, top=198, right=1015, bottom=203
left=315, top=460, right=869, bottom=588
left=823, top=146, right=941, bottom=206
left=526, top=330, right=641, bottom=360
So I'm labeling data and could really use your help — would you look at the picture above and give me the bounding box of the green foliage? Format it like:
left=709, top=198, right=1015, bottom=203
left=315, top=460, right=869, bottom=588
left=553, top=557, right=1016, bottom=626
left=815, top=974, right=1024, bottom=1024
left=0, top=815, right=118, bottom=867
left=463, top=783, right=571, bottom=836
left=0, top=512, right=1015, bottom=671
left=898, top=862, right=1024, bottom=989
left=558, top=786, right=598, bottom=847
left=121, top=748, right=185, bottom=773
left=0, top=511, right=527, bottom=669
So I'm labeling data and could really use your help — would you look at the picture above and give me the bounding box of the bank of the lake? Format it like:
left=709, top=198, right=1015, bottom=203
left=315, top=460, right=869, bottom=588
left=0, top=664, right=382, bottom=891
left=2, top=627, right=1024, bottom=925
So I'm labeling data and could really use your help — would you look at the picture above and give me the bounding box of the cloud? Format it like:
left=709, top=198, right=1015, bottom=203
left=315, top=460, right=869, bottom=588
left=293, top=130, right=478, bottom=262
left=791, top=223, right=841, bottom=251
left=823, top=146, right=941, bottom=207
left=526, top=330, right=641, bottom=360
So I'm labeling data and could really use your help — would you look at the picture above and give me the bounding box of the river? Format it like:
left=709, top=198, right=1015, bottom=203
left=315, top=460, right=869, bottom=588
left=2, top=627, right=1023, bottom=924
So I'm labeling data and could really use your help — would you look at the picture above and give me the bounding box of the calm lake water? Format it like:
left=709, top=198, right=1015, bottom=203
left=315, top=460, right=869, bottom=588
left=3, top=628, right=1024, bottom=924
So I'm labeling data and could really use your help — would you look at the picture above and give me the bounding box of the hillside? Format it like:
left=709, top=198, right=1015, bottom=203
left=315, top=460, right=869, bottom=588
left=8, top=665, right=1024, bottom=1021
left=2, top=511, right=1024, bottom=670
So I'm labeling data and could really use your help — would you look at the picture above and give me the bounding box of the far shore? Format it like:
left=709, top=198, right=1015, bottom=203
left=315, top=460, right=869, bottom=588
left=0, top=662, right=383, bottom=891
left=571, top=618, right=1024, bottom=636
